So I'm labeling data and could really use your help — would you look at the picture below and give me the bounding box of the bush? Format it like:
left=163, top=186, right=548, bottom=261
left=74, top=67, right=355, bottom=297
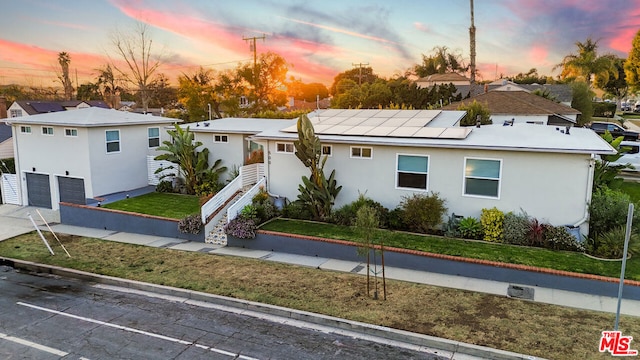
left=443, top=213, right=463, bottom=238
left=252, top=187, right=270, bottom=204
left=254, top=201, right=278, bottom=224
left=330, top=194, right=389, bottom=228
left=528, top=218, right=545, bottom=247
left=544, top=225, right=585, bottom=252
left=592, top=102, right=616, bottom=118
left=387, top=207, right=406, bottom=231
left=281, top=200, right=313, bottom=220
left=480, top=207, right=504, bottom=242
left=399, top=193, right=447, bottom=234
left=178, top=214, right=202, bottom=234
left=458, top=217, right=482, bottom=240
left=503, top=211, right=530, bottom=246
left=156, top=180, right=174, bottom=193
left=586, top=226, right=640, bottom=259
left=224, top=215, right=257, bottom=239
left=589, top=188, right=632, bottom=238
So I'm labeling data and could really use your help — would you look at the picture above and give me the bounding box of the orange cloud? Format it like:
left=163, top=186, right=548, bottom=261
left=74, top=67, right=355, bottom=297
left=529, top=45, right=549, bottom=65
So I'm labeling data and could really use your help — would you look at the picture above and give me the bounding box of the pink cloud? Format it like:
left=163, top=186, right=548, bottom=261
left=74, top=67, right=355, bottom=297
left=529, top=45, right=549, bottom=65
left=414, top=22, right=431, bottom=33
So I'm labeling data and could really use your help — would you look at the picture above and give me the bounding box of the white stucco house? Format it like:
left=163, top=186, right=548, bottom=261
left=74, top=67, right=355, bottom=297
left=190, top=109, right=615, bottom=236
left=4, top=107, right=178, bottom=209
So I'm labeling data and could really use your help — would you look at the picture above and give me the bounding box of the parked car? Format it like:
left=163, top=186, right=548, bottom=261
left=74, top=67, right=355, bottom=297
left=608, top=141, right=640, bottom=171
left=589, top=121, right=640, bottom=141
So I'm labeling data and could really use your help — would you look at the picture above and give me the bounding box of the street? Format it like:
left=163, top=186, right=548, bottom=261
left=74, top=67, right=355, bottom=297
left=0, top=266, right=447, bottom=360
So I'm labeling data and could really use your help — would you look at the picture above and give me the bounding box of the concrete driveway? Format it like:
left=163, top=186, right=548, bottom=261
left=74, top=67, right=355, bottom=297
left=0, top=204, right=59, bottom=241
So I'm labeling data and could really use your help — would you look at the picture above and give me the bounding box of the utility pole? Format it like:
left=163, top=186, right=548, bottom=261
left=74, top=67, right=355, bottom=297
left=469, top=0, right=476, bottom=85
left=352, top=62, right=369, bottom=85
left=243, top=34, right=267, bottom=71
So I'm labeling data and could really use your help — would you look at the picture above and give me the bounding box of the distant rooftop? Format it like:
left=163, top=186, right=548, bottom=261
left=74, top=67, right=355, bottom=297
left=4, top=107, right=179, bottom=127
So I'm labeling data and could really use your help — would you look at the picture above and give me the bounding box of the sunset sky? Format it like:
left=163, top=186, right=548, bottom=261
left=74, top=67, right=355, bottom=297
left=1, top=0, right=639, bottom=88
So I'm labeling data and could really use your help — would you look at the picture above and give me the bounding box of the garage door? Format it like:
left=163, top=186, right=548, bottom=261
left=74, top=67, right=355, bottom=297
left=26, top=173, right=51, bottom=208
left=58, top=176, right=86, bottom=205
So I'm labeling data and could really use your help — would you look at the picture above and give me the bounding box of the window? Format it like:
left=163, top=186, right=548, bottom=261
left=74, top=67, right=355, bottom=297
left=214, top=134, right=229, bottom=143
left=20, top=126, right=31, bottom=134
left=65, top=128, right=78, bottom=137
left=464, top=158, right=501, bottom=198
left=148, top=127, right=160, bottom=147
left=351, top=146, right=372, bottom=159
left=10, top=109, right=22, bottom=117
left=41, top=127, right=53, bottom=136
left=397, top=154, right=429, bottom=190
left=276, top=142, right=294, bottom=153
left=106, top=130, right=120, bottom=153
left=321, top=145, right=332, bottom=156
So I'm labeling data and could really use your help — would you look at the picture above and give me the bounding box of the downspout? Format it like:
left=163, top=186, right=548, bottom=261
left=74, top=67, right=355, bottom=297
left=573, top=154, right=596, bottom=227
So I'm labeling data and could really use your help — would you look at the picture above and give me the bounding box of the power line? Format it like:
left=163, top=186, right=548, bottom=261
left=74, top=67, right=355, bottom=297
left=352, top=62, right=369, bottom=85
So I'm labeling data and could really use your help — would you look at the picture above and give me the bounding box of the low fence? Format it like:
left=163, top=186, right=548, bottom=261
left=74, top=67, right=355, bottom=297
left=60, top=202, right=204, bottom=242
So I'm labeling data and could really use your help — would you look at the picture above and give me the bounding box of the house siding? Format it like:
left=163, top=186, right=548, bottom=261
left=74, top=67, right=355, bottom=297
left=267, top=141, right=591, bottom=229
left=194, top=132, right=246, bottom=182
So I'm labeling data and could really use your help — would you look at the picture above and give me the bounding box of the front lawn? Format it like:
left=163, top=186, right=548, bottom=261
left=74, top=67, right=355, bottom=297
left=261, top=218, right=640, bottom=280
left=101, top=192, right=200, bottom=219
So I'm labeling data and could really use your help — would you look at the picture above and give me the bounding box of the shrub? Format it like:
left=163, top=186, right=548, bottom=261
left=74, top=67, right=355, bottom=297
left=387, top=207, right=406, bottom=231
left=281, top=200, right=313, bottom=220
left=254, top=201, right=278, bottom=224
left=252, top=187, right=270, bottom=204
left=178, top=214, right=202, bottom=234
left=589, top=188, right=632, bottom=238
left=399, top=193, right=447, bottom=234
left=330, top=194, right=389, bottom=228
left=586, top=226, right=640, bottom=259
left=503, top=211, right=530, bottom=246
left=224, top=215, right=257, bottom=239
left=444, top=213, right=463, bottom=238
left=544, top=225, right=585, bottom=252
left=528, top=218, right=545, bottom=247
left=480, top=207, right=504, bottom=242
left=458, top=217, right=483, bottom=240
left=156, top=180, right=173, bottom=193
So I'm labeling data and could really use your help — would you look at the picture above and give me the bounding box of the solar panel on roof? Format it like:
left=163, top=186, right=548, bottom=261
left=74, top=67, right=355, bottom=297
left=30, top=102, right=65, bottom=113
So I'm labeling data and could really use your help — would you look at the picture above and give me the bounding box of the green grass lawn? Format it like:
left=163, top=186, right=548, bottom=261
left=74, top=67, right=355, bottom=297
left=620, top=182, right=640, bottom=203
left=101, top=192, right=200, bottom=219
left=261, top=219, right=640, bottom=281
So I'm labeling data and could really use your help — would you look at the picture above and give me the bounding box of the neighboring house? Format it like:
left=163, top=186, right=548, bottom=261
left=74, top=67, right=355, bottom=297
left=442, top=90, right=580, bottom=126
left=4, top=107, right=178, bottom=209
left=488, top=80, right=573, bottom=107
left=416, top=73, right=471, bottom=88
left=7, top=100, right=111, bottom=118
left=0, top=124, right=12, bottom=159
left=244, top=109, right=613, bottom=236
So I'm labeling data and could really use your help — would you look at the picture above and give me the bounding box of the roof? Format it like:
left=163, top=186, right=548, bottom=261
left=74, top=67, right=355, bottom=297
left=184, top=118, right=296, bottom=134
left=519, top=84, right=573, bottom=103
left=248, top=109, right=614, bottom=155
left=14, top=101, right=65, bottom=115
left=442, top=91, right=580, bottom=116
left=417, top=73, right=470, bottom=83
left=0, top=123, right=11, bottom=142
left=2, top=107, right=180, bottom=127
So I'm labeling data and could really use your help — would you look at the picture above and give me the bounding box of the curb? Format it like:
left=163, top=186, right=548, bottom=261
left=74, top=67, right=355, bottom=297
left=0, top=257, right=543, bottom=360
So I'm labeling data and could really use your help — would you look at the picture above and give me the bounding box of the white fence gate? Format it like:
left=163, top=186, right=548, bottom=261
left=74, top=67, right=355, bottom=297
left=1, top=173, right=20, bottom=205
left=146, top=156, right=178, bottom=186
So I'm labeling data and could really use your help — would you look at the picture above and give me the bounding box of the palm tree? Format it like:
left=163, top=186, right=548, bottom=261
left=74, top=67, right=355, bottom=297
left=554, top=38, right=614, bottom=88
left=57, top=52, right=74, bottom=100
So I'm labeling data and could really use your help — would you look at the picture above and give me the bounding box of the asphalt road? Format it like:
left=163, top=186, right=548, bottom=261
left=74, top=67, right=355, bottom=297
left=0, top=266, right=448, bottom=360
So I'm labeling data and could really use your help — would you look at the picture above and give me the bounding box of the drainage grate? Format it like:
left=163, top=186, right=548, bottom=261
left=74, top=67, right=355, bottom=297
left=259, top=253, right=274, bottom=260
left=350, top=265, right=365, bottom=273
left=507, top=285, right=535, bottom=300
left=198, top=248, right=216, bottom=253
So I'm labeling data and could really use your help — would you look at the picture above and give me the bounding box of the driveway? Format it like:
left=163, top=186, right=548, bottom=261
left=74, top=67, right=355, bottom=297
left=0, top=205, right=59, bottom=241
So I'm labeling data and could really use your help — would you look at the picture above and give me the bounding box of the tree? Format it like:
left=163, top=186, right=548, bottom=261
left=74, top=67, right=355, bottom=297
left=508, top=68, right=548, bottom=85
left=329, top=67, right=380, bottom=95
left=147, top=73, right=176, bottom=109
left=570, top=81, right=593, bottom=126
left=76, top=83, right=102, bottom=101
left=593, top=131, right=631, bottom=190
left=331, top=80, right=392, bottom=109
left=414, top=46, right=468, bottom=78
left=287, top=78, right=329, bottom=102
left=56, top=52, right=74, bottom=101
left=354, top=203, right=386, bottom=300
left=457, top=100, right=491, bottom=126
left=96, top=64, right=125, bottom=109
left=154, top=124, right=226, bottom=195
left=554, top=38, right=614, bottom=88
left=293, top=114, right=342, bottom=220
left=625, top=29, right=640, bottom=91
left=238, top=51, right=288, bottom=114
left=596, top=56, right=629, bottom=110
left=109, top=22, right=163, bottom=112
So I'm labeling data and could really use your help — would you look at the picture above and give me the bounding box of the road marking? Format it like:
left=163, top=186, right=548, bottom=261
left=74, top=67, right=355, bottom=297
left=17, top=301, right=258, bottom=360
left=0, top=331, right=68, bottom=356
